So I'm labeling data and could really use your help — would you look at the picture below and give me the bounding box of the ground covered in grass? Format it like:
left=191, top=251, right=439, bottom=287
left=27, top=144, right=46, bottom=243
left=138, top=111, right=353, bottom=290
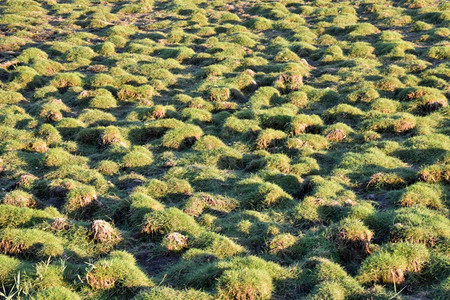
left=0, top=0, right=449, bottom=299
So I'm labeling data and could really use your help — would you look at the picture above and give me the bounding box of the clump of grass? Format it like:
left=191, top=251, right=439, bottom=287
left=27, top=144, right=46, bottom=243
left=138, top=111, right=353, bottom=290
left=376, top=76, right=404, bottom=91
left=0, top=254, right=30, bottom=286
left=141, top=207, right=202, bottom=237
left=96, top=160, right=119, bottom=176
left=134, top=286, right=213, bottom=300
left=37, top=124, right=62, bottom=145
left=286, top=91, right=308, bottom=108
left=427, top=46, right=450, bottom=59
left=370, top=98, right=400, bottom=113
left=0, top=228, right=64, bottom=257
left=122, top=146, right=153, bottom=168
left=264, top=109, right=298, bottom=132
left=267, top=233, right=298, bottom=258
left=250, top=87, right=281, bottom=109
left=321, top=45, right=345, bottom=62
left=346, top=88, right=379, bottom=103
left=217, top=268, right=273, bottom=300
left=260, top=153, right=291, bottom=173
left=362, top=112, right=416, bottom=134
left=39, top=99, right=71, bottom=122
left=0, top=205, right=61, bottom=229
left=129, top=192, right=164, bottom=227
left=16, top=47, right=48, bottom=63
left=390, top=206, right=450, bottom=246
left=299, top=257, right=363, bottom=298
left=337, top=147, right=406, bottom=181
left=286, top=134, right=329, bottom=152
left=246, top=17, right=273, bottom=30
left=410, top=93, right=448, bottom=115
left=86, top=250, right=153, bottom=290
left=2, top=190, right=36, bottom=208
left=348, top=23, right=380, bottom=38
left=236, top=177, right=292, bottom=209
left=182, top=108, right=212, bottom=124
left=193, top=231, right=245, bottom=259
left=50, top=73, right=83, bottom=88
left=366, top=172, right=406, bottom=190
left=399, top=182, right=444, bottom=209
left=89, top=220, right=121, bottom=246
left=324, top=123, right=353, bottom=142
left=418, top=161, right=450, bottom=184
left=78, top=109, right=116, bottom=126
left=256, top=129, right=287, bottom=150
left=44, top=164, right=107, bottom=192
left=162, top=125, right=203, bottom=150
left=32, top=260, right=66, bottom=290
left=291, top=157, right=320, bottom=176
left=135, top=179, right=168, bottom=199
left=63, top=46, right=96, bottom=64
left=290, top=114, right=323, bottom=135
left=193, top=135, right=225, bottom=151
left=7, top=66, right=44, bottom=90
left=183, top=192, right=236, bottom=217
left=117, top=84, right=154, bottom=105
left=274, top=72, right=304, bottom=92
left=99, top=126, right=126, bottom=148
left=332, top=218, right=374, bottom=262
left=209, top=87, right=230, bottom=102
left=162, top=232, right=189, bottom=252
left=0, top=89, right=25, bottom=105
left=34, top=286, right=81, bottom=300
left=98, top=41, right=116, bottom=56
left=15, top=173, right=39, bottom=190
left=349, top=42, right=375, bottom=58
left=44, top=148, right=75, bottom=168
left=317, top=34, right=337, bottom=46
left=358, top=242, right=429, bottom=284
left=89, top=74, right=116, bottom=89
left=397, top=133, right=450, bottom=164
left=274, top=49, right=301, bottom=63
left=63, top=184, right=99, bottom=219
left=324, top=104, right=364, bottom=123
left=89, top=90, right=117, bottom=110
left=202, top=64, right=230, bottom=78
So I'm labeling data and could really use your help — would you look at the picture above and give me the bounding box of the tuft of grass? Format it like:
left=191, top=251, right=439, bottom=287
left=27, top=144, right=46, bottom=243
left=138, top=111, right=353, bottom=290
left=141, top=207, right=202, bottom=237
left=217, top=268, right=273, bottom=300
left=63, top=184, right=99, bottom=219
left=2, top=190, right=36, bottom=208
left=358, top=243, right=430, bottom=284
left=34, top=286, right=81, bottom=300
left=236, top=177, right=293, bottom=209
left=86, top=250, right=153, bottom=290
left=390, top=206, right=450, bottom=246
left=399, top=182, right=444, bottom=209
left=0, top=228, right=64, bottom=257
left=162, top=125, right=203, bottom=150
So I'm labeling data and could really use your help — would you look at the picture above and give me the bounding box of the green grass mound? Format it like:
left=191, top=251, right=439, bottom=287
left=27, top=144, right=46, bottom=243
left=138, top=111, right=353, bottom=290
left=141, top=207, right=202, bottom=236
left=358, top=243, right=429, bottom=284
left=391, top=206, right=450, bottom=246
left=0, top=0, right=448, bottom=298
left=0, top=228, right=64, bottom=257
left=86, top=250, right=153, bottom=291
left=133, top=286, right=213, bottom=300
left=217, top=268, right=273, bottom=300
left=0, top=254, right=30, bottom=285
left=34, top=286, right=81, bottom=300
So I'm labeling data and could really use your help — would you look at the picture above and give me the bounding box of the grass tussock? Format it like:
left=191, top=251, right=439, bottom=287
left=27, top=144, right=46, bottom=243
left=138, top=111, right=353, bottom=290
left=0, top=0, right=448, bottom=298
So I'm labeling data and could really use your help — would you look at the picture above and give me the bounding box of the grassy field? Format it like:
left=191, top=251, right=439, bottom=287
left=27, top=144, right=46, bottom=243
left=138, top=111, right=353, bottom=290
left=0, top=0, right=449, bottom=299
